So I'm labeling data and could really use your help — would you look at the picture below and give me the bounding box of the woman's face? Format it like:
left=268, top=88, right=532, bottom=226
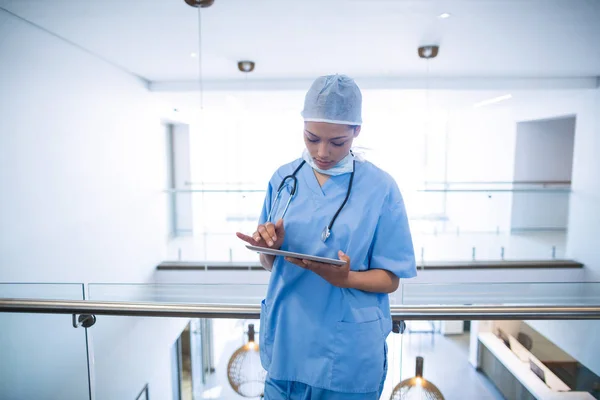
left=303, top=122, right=361, bottom=170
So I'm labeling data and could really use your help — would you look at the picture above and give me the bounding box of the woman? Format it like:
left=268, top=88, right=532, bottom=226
left=236, top=74, right=417, bottom=399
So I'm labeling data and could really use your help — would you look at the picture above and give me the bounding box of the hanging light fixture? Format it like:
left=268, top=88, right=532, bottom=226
left=184, top=0, right=215, bottom=109
left=390, top=357, right=445, bottom=399
left=184, top=0, right=214, bottom=256
left=234, top=59, right=256, bottom=232
left=418, top=45, right=440, bottom=59
left=238, top=61, right=256, bottom=73
left=184, top=0, right=215, bottom=8
left=227, top=324, right=267, bottom=398
left=417, top=44, right=439, bottom=180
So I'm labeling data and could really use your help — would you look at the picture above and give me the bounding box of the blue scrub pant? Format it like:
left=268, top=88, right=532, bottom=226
left=263, top=348, right=387, bottom=400
left=263, top=375, right=384, bottom=400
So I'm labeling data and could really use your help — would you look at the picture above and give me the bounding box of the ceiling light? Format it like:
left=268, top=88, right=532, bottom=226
left=418, top=45, right=439, bottom=59
left=438, top=13, right=451, bottom=19
left=473, top=94, right=513, bottom=108
left=190, top=52, right=197, bottom=58
left=184, top=0, right=214, bottom=8
left=238, top=60, right=255, bottom=73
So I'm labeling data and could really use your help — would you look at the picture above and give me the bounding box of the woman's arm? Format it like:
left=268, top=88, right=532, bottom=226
left=346, top=269, right=399, bottom=293
left=286, top=251, right=400, bottom=294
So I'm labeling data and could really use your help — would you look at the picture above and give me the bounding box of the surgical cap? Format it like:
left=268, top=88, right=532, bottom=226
left=301, top=74, right=362, bottom=126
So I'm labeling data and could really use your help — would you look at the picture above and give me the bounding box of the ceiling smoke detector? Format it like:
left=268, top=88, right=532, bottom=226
left=238, top=61, right=255, bottom=73
left=184, top=0, right=215, bottom=8
left=418, top=45, right=440, bottom=59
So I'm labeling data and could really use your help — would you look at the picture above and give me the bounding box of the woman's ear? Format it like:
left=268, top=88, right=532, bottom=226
left=353, top=126, right=361, bottom=138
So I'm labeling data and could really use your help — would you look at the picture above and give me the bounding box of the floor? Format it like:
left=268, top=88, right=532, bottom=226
left=383, top=327, right=505, bottom=400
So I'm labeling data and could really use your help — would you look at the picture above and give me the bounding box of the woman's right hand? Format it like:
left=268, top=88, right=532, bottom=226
left=236, top=219, right=285, bottom=249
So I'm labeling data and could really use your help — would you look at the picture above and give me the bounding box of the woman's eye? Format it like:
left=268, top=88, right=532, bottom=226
left=332, top=142, right=345, bottom=147
left=307, top=138, right=319, bottom=143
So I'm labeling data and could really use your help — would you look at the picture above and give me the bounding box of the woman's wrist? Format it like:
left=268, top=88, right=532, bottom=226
left=346, top=271, right=360, bottom=289
left=260, top=253, right=275, bottom=271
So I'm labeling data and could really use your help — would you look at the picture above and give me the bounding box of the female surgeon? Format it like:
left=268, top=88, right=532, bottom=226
left=236, top=74, right=417, bottom=399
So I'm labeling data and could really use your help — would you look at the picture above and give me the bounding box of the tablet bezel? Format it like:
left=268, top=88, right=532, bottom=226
left=245, top=245, right=346, bottom=266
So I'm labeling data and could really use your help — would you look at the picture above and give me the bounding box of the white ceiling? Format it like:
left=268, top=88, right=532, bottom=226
left=2, top=0, right=600, bottom=83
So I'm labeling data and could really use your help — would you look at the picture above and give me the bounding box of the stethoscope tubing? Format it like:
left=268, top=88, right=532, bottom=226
left=267, top=159, right=355, bottom=242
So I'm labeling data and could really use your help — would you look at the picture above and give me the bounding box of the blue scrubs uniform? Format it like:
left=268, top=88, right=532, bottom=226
left=258, top=158, right=417, bottom=399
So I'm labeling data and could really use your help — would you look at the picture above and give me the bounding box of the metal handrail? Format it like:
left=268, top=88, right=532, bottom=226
left=423, top=180, right=572, bottom=186
left=1, top=299, right=599, bottom=320
left=164, top=188, right=572, bottom=194
left=416, top=189, right=571, bottom=193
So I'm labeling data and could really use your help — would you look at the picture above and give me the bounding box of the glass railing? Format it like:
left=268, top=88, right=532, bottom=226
left=88, top=283, right=267, bottom=304
left=1, top=281, right=598, bottom=400
left=0, top=283, right=92, bottom=400
left=401, top=282, right=600, bottom=306
left=166, top=183, right=571, bottom=263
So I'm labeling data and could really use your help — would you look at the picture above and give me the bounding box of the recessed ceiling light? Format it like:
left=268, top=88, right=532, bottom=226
left=473, top=94, right=513, bottom=108
left=190, top=52, right=198, bottom=58
left=438, top=13, right=451, bottom=19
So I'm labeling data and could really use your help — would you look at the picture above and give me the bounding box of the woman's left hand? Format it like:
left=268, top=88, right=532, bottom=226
left=285, top=250, right=351, bottom=288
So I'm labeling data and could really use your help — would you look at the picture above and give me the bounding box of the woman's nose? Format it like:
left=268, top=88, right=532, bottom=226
left=317, top=143, right=329, bottom=158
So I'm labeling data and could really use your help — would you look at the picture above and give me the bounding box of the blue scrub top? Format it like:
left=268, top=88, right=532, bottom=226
left=258, top=158, right=417, bottom=394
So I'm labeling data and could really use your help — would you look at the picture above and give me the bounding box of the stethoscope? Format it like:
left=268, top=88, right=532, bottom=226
left=266, top=159, right=355, bottom=242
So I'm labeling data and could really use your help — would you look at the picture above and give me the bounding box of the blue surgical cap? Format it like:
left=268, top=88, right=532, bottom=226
left=301, top=74, right=362, bottom=126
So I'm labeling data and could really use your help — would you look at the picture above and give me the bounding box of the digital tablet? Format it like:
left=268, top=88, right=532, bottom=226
left=245, top=245, right=346, bottom=266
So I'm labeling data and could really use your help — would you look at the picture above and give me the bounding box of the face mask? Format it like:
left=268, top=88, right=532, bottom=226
left=302, top=149, right=354, bottom=176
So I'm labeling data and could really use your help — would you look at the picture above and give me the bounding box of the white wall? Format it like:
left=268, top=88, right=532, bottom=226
left=510, top=191, right=570, bottom=230
left=169, top=124, right=194, bottom=237
left=92, top=316, right=188, bottom=400
left=566, top=87, right=600, bottom=282
left=509, top=89, right=600, bottom=279
left=511, top=88, right=600, bottom=376
left=0, top=9, right=185, bottom=400
left=510, top=117, right=575, bottom=230
left=0, top=18, right=167, bottom=285
left=525, top=320, right=600, bottom=376
left=446, top=107, right=517, bottom=183
left=513, top=117, right=576, bottom=182
left=436, top=106, right=517, bottom=233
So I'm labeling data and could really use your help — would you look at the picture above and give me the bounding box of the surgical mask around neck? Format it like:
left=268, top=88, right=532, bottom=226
left=302, top=149, right=354, bottom=176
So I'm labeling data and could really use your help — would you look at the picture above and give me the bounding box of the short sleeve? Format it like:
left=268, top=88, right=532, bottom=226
left=368, top=188, right=417, bottom=279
